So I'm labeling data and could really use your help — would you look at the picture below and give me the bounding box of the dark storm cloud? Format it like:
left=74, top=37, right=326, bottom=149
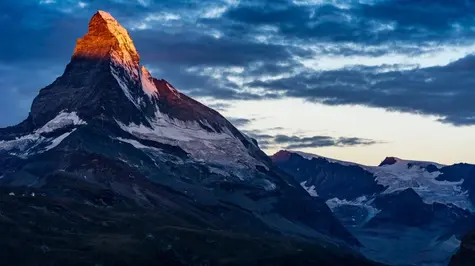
left=249, top=54, right=475, bottom=126
left=134, top=31, right=306, bottom=67
left=221, top=0, right=475, bottom=46
left=0, top=1, right=85, bottom=64
left=2, top=0, right=475, bottom=126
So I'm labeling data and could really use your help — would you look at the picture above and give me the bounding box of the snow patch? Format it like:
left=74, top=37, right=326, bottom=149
left=119, top=112, right=230, bottom=142
left=326, top=196, right=371, bottom=208
left=36, top=112, right=86, bottom=134
left=117, top=109, right=267, bottom=171
left=0, top=113, right=84, bottom=156
left=208, top=166, right=231, bottom=177
left=300, top=181, right=318, bottom=197
left=326, top=196, right=381, bottom=222
left=261, top=179, right=277, bottom=191
left=293, top=151, right=357, bottom=166
left=364, top=162, right=473, bottom=210
left=116, top=137, right=161, bottom=151
left=110, top=64, right=140, bottom=109
left=0, top=134, right=42, bottom=153
left=140, top=66, right=158, bottom=98
left=44, top=129, right=77, bottom=151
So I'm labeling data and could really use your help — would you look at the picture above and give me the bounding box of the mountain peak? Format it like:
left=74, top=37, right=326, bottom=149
left=271, top=150, right=293, bottom=162
left=73, top=10, right=139, bottom=65
left=95, top=10, right=116, bottom=21
left=378, top=156, right=399, bottom=166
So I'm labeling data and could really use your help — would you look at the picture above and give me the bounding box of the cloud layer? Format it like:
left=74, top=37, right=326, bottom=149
left=1, top=0, right=475, bottom=126
left=246, top=131, right=382, bottom=150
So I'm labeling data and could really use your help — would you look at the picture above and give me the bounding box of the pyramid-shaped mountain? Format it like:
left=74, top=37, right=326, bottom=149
left=0, top=11, right=379, bottom=265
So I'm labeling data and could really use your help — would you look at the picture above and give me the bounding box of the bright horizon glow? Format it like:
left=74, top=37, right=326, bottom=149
left=197, top=97, right=475, bottom=166
left=302, top=44, right=475, bottom=71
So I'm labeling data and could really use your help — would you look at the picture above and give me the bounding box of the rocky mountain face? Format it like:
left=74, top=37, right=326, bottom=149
left=0, top=11, right=381, bottom=266
left=436, top=163, right=475, bottom=207
left=272, top=150, right=385, bottom=201
left=450, top=230, right=475, bottom=266
left=272, top=150, right=475, bottom=265
left=366, top=188, right=471, bottom=228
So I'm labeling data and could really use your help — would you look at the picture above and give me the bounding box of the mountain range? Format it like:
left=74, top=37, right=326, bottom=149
left=0, top=10, right=474, bottom=266
left=272, top=150, right=475, bottom=265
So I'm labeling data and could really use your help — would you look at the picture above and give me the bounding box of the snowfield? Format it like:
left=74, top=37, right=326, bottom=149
left=365, top=159, right=472, bottom=210
left=117, top=109, right=267, bottom=171
left=300, top=181, right=319, bottom=197
left=0, top=112, right=85, bottom=157
left=36, top=111, right=86, bottom=134
left=294, top=152, right=473, bottom=211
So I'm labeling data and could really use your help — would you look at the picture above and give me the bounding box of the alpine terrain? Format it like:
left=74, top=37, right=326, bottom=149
left=272, top=150, right=475, bottom=265
left=450, top=230, right=475, bottom=266
left=0, top=11, right=380, bottom=266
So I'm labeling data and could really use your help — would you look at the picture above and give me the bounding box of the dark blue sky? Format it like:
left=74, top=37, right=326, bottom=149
left=2, top=1, right=475, bottom=159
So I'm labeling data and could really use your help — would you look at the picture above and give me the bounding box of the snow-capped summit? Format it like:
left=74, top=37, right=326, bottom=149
left=378, top=156, right=399, bottom=166
left=73, top=10, right=140, bottom=65
left=27, top=10, right=160, bottom=129
left=5, top=10, right=267, bottom=169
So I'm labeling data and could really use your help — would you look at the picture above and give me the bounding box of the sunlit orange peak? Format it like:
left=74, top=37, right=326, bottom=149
left=73, top=10, right=140, bottom=65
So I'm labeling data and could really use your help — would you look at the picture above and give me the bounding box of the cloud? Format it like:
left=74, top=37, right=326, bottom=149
left=275, top=135, right=381, bottom=149
left=221, top=0, right=475, bottom=47
left=206, top=102, right=231, bottom=111
left=134, top=30, right=306, bottom=67
left=227, top=117, right=255, bottom=127
left=245, top=131, right=382, bottom=150
left=248, top=54, right=475, bottom=126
